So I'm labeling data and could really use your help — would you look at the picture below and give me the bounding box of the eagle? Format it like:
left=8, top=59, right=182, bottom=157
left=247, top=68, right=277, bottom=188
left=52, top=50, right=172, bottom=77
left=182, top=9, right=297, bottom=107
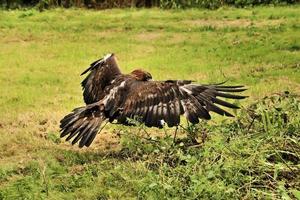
left=60, top=54, right=247, bottom=148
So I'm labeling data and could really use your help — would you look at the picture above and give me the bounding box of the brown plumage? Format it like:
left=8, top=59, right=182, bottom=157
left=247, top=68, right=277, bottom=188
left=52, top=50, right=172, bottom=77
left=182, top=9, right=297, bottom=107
left=60, top=54, right=247, bottom=148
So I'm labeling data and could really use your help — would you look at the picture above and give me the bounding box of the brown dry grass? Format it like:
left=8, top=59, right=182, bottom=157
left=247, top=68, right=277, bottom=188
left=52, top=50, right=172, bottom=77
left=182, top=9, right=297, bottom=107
left=135, top=32, right=162, bottom=41
left=184, top=19, right=284, bottom=28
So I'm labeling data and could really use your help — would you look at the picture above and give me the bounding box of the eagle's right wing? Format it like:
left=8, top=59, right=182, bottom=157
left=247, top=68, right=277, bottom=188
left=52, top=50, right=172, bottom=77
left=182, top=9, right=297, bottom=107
left=81, top=54, right=121, bottom=104
left=117, top=80, right=247, bottom=128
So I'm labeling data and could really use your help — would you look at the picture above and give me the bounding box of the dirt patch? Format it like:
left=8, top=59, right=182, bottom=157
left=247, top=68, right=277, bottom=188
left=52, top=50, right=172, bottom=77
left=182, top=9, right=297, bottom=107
left=167, top=34, right=186, bottom=44
left=184, top=19, right=283, bottom=28
left=91, top=130, right=121, bottom=151
left=135, top=32, right=162, bottom=41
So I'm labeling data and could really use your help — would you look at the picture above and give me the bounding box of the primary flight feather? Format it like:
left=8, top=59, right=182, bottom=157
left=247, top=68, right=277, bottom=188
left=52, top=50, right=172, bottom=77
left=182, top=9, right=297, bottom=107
left=60, top=54, right=247, bottom=148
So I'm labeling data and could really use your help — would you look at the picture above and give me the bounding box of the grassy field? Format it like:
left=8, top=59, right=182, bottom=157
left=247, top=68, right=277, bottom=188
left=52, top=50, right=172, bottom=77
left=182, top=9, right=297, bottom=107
left=0, top=6, right=300, bottom=199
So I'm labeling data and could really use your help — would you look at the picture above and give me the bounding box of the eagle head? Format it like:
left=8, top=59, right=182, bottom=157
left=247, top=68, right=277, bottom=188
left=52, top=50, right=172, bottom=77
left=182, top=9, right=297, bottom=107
left=130, top=69, right=152, bottom=81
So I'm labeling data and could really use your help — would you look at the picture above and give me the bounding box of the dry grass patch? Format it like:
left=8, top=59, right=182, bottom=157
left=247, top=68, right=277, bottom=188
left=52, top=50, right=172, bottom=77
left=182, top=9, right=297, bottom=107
left=269, top=76, right=300, bottom=94
left=166, top=34, right=187, bottom=44
left=184, top=19, right=283, bottom=28
left=135, top=31, right=162, bottom=42
left=193, top=72, right=209, bottom=82
left=85, top=130, right=122, bottom=151
left=1, top=33, right=55, bottom=44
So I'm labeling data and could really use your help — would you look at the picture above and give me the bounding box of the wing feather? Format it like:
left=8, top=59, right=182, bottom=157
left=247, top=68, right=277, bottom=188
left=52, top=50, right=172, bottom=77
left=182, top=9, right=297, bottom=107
left=105, top=80, right=247, bottom=128
left=81, top=54, right=121, bottom=104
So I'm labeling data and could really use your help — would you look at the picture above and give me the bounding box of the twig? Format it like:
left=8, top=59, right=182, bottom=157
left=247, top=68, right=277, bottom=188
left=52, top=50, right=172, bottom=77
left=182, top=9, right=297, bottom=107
left=187, top=144, right=202, bottom=149
left=272, top=147, right=296, bottom=176
left=247, top=116, right=256, bottom=132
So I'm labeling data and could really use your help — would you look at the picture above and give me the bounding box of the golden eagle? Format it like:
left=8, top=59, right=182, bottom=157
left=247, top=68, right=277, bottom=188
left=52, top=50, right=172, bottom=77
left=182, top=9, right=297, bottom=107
left=60, top=54, right=247, bottom=148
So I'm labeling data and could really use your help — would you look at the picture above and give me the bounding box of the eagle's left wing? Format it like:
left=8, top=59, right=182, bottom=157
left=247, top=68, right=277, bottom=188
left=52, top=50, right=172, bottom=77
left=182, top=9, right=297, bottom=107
left=114, top=80, right=247, bottom=128
left=81, top=54, right=121, bottom=104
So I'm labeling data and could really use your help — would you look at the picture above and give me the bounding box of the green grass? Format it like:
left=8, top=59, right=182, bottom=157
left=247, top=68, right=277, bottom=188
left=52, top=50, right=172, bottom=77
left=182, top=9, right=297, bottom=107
left=0, top=6, right=299, bottom=199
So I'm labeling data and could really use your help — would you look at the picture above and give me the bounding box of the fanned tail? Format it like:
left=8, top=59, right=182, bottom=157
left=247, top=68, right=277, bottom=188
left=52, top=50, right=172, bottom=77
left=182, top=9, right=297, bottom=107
left=60, top=104, right=105, bottom=148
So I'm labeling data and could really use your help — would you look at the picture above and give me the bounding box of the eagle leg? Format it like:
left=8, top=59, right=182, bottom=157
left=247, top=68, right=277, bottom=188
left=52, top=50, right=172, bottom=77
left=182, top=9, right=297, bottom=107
left=173, top=126, right=178, bottom=144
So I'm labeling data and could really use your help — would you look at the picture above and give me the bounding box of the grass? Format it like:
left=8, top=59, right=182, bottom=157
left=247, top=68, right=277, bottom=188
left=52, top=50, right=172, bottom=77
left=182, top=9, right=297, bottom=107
left=0, top=6, right=300, bottom=199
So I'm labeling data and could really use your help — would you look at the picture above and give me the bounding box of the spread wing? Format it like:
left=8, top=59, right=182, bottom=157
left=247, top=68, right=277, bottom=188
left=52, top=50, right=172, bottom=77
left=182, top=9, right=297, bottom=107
left=81, top=54, right=121, bottom=104
left=114, top=80, right=247, bottom=128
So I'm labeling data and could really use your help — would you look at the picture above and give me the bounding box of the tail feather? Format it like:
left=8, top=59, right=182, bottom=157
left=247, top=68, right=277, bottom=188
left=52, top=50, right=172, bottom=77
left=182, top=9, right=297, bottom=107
left=71, top=121, right=93, bottom=145
left=60, top=105, right=105, bottom=148
left=79, top=118, right=101, bottom=147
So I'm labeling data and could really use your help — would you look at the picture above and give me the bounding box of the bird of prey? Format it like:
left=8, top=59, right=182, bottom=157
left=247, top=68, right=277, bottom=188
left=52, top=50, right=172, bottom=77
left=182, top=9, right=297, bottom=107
left=60, top=54, right=247, bottom=148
